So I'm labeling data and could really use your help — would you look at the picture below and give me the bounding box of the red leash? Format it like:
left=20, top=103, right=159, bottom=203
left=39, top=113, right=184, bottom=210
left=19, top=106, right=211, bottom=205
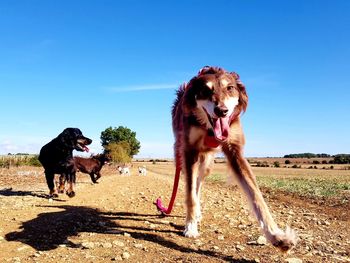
left=155, top=151, right=181, bottom=215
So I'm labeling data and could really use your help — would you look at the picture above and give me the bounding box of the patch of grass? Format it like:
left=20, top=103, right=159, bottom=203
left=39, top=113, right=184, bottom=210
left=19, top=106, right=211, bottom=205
left=257, top=177, right=350, bottom=197
left=144, top=162, right=350, bottom=199
left=207, top=173, right=225, bottom=182
left=205, top=168, right=350, bottom=198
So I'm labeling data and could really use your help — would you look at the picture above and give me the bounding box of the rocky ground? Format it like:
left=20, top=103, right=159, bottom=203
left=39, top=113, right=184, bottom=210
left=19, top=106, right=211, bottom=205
left=0, top=165, right=349, bottom=263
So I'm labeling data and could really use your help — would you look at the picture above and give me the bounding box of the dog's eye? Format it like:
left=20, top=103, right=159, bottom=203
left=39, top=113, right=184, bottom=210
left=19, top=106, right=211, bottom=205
left=198, top=87, right=214, bottom=98
left=227, top=86, right=235, bottom=92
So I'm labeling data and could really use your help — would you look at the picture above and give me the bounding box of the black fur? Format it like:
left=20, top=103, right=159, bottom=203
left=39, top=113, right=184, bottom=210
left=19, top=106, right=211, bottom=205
left=39, top=128, right=92, bottom=198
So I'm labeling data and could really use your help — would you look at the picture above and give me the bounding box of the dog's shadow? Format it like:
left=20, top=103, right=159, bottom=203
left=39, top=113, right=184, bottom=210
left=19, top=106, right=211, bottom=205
left=0, top=187, right=65, bottom=201
left=5, top=206, right=254, bottom=262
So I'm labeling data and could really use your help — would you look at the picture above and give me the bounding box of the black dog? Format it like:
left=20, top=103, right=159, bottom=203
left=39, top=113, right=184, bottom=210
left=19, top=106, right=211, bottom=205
left=39, top=128, right=92, bottom=198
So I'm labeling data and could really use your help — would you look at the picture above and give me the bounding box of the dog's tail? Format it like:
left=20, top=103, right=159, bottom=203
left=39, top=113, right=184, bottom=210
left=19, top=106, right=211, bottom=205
left=154, top=152, right=181, bottom=215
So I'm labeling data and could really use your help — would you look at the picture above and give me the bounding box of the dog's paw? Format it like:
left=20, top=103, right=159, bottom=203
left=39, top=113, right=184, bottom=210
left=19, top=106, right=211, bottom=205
left=66, top=191, right=76, bottom=198
left=57, top=188, right=65, bottom=194
left=49, top=190, right=59, bottom=198
left=271, top=227, right=297, bottom=252
left=183, top=221, right=200, bottom=238
left=49, top=193, right=59, bottom=198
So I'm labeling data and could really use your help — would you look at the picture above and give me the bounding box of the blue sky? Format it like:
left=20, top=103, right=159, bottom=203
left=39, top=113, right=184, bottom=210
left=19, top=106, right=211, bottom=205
left=0, top=1, right=349, bottom=158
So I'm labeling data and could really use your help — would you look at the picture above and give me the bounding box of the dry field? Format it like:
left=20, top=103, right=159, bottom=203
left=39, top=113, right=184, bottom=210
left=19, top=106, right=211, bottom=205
left=0, top=160, right=349, bottom=262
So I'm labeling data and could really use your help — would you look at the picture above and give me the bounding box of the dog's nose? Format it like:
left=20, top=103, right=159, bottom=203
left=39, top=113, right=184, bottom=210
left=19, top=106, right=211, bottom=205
left=214, top=106, right=229, bottom=117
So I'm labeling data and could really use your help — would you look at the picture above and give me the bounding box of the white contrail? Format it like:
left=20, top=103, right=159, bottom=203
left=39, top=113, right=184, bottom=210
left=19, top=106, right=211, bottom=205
left=106, top=83, right=178, bottom=93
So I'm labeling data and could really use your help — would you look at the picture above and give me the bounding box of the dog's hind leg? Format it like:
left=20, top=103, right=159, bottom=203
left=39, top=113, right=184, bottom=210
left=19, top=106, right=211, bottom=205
left=183, top=149, right=201, bottom=238
left=95, top=171, right=101, bottom=181
left=45, top=171, right=58, bottom=198
left=89, top=173, right=97, bottom=183
left=58, top=174, right=65, bottom=193
left=223, top=144, right=297, bottom=252
left=196, top=153, right=214, bottom=222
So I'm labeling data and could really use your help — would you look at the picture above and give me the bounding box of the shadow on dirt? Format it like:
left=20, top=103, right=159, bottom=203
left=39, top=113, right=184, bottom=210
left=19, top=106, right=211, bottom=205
left=5, top=206, right=254, bottom=262
left=0, top=187, right=51, bottom=199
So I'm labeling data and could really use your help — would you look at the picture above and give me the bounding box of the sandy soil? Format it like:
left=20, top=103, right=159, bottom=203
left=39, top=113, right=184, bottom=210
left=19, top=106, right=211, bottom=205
left=0, top=165, right=349, bottom=263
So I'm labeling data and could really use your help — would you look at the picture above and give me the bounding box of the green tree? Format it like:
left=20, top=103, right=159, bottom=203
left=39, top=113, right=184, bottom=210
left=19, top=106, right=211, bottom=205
left=104, top=142, right=131, bottom=163
left=333, top=154, right=350, bottom=164
left=100, top=126, right=141, bottom=157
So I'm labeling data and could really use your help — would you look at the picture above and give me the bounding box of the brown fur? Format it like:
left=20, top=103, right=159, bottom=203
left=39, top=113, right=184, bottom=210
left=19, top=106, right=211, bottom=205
left=73, top=154, right=110, bottom=183
left=172, top=66, right=297, bottom=251
left=57, top=154, right=110, bottom=193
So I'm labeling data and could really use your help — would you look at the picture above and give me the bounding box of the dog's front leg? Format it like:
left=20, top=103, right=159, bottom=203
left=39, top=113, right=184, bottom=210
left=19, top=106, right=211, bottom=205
left=196, top=153, right=214, bottom=222
left=183, top=148, right=200, bottom=238
left=66, top=172, right=76, bottom=198
left=223, top=144, right=297, bottom=252
left=45, top=171, right=58, bottom=197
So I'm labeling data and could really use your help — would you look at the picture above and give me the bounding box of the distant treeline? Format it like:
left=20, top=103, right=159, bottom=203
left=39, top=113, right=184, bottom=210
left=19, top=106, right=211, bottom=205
left=283, top=153, right=350, bottom=164
left=283, top=153, right=331, bottom=158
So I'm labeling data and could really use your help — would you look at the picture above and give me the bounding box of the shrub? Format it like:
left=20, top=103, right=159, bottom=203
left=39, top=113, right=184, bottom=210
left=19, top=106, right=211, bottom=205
left=273, top=161, right=280, bottom=168
left=27, top=156, right=41, bottom=167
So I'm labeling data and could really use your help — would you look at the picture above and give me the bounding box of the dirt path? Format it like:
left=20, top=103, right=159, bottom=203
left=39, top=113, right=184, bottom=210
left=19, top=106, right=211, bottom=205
left=0, top=166, right=349, bottom=263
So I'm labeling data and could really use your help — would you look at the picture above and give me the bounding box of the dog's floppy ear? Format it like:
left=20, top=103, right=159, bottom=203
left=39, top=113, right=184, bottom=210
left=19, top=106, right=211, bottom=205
left=231, top=72, right=248, bottom=113
left=59, top=128, right=82, bottom=148
left=182, top=79, right=199, bottom=115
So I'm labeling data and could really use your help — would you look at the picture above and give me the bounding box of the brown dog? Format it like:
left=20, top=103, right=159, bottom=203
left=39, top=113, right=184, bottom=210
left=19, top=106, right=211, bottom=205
left=74, top=154, right=110, bottom=183
left=159, top=66, right=296, bottom=251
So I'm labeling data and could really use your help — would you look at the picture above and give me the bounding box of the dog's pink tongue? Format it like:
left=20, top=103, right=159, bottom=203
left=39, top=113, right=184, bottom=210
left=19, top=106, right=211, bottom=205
left=213, top=117, right=230, bottom=141
left=84, top=146, right=89, bottom=152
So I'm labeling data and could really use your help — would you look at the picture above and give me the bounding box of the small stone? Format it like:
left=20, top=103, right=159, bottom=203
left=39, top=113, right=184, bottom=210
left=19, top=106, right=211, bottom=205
left=285, top=258, right=302, bottom=263
left=212, top=246, right=219, bottom=250
left=236, top=244, right=245, bottom=251
left=256, top=236, right=267, bottom=245
left=121, top=252, right=130, bottom=260
left=123, top=232, right=131, bottom=237
left=134, top=243, right=143, bottom=249
left=194, top=240, right=203, bottom=246
left=113, top=240, right=125, bottom=247
left=102, top=242, right=113, bottom=248
left=112, top=256, right=123, bottom=261
left=218, top=235, right=225, bottom=240
left=17, top=245, right=29, bottom=251
left=82, top=242, right=95, bottom=249
left=323, top=220, right=331, bottom=226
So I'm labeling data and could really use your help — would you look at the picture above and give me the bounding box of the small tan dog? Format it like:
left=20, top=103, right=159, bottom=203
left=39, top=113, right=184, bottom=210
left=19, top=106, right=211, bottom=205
left=156, top=66, right=296, bottom=252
